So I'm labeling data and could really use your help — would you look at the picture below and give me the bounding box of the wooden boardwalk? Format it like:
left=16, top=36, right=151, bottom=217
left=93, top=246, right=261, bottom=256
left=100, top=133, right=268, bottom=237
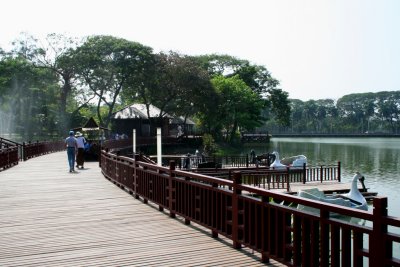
left=0, top=152, right=283, bottom=266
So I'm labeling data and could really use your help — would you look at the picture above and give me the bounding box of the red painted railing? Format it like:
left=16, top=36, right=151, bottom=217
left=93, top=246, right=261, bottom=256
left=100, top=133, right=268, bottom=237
left=102, top=137, right=181, bottom=151
left=0, top=147, right=19, bottom=170
left=0, top=137, right=20, bottom=170
left=22, top=141, right=65, bottom=161
left=101, top=150, right=400, bottom=266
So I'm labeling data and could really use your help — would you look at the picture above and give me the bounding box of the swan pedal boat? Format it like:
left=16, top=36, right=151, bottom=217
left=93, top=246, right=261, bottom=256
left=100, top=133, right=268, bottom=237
left=297, top=172, right=368, bottom=212
left=270, top=151, right=307, bottom=169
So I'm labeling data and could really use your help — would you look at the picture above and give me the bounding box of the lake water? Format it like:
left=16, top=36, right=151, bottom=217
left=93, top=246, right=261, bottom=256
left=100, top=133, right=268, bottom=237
left=246, top=137, right=400, bottom=218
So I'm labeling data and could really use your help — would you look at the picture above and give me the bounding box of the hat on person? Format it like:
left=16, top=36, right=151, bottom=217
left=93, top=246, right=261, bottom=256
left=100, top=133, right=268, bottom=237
left=69, top=130, right=74, bottom=136
left=75, top=131, right=82, bottom=137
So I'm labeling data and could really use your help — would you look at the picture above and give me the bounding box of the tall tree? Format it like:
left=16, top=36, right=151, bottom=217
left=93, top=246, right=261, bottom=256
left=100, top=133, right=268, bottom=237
left=72, top=35, right=154, bottom=128
left=210, top=75, right=264, bottom=142
left=0, top=56, right=59, bottom=139
left=198, top=54, right=279, bottom=95
left=122, top=51, right=217, bottom=131
left=197, top=54, right=290, bottom=128
left=11, top=33, right=80, bottom=133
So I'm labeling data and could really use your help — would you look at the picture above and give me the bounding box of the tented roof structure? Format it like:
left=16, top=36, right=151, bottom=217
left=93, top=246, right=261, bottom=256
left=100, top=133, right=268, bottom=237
left=72, top=117, right=109, bottom=132
left=112, top=104, right=195, bottom=125
left=113, top=104, right=169, bottom=119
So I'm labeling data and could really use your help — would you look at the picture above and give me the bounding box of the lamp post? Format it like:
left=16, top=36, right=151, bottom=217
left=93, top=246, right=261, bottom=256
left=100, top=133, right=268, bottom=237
left=132, top=129, right=136, bottom=155
left=157, top=128, right=162, bottom=166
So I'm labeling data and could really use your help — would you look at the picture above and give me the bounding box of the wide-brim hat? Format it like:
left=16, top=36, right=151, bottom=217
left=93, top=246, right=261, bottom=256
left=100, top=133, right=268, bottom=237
left=75, top=131, right=83, bottom=137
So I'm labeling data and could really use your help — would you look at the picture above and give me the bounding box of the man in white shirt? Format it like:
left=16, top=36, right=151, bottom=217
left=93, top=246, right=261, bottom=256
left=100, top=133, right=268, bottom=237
left=75, top=131, right=86, bottom=169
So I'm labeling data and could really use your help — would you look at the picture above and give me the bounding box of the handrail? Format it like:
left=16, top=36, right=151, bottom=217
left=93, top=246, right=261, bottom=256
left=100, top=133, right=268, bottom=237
left=100, top=149, right=400, bottom=266
left=22, top=140, right=65, bottom=161
left=0, top=146, right=19, bottom=170
left=102, top=137, right=181, bottom=151
left=0, top=137, right=21, bottom=147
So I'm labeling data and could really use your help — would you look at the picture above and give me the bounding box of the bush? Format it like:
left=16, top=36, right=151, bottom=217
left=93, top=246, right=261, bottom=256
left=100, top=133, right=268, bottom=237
left=202, top=133, right=217, bottom=155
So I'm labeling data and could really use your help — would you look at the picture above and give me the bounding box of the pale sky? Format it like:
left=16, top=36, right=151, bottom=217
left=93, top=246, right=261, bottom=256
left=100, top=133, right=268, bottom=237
left=1, top=0, right=399, bottom=101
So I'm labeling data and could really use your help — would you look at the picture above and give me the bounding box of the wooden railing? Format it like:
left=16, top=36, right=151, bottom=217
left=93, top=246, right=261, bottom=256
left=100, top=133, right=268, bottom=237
left=1, top=137, right=66, bottom=163
left=1, top=137, right=21, bottom=170
left=101, top=150, right=400, bottom=266
left=188, top=163, right=340, bottom=192
left=0, top=146, right=19, bottom=171
left=161, top=155, right=257, bottom=169
left=22, top=141, right=65, bottom=161
left=305, top=162, right=341, bottom=182
left=102, top=137, right=181, bottom=151
left=158, top=154, right=341, bottom=183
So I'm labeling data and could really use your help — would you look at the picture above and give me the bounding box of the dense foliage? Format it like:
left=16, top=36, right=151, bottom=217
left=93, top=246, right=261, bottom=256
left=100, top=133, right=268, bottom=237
left=0, top=33, right=289, bottom=142
left=266, top=91, right=400, bottom=134
left=2, top=33, right=398, bottom=142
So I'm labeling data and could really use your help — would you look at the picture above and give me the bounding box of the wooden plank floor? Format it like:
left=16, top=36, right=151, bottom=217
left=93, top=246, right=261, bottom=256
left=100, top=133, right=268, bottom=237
left=0, top=152, right=284, bottom=266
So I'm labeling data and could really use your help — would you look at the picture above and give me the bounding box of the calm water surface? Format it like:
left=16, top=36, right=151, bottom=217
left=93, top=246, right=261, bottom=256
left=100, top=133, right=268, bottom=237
left=246, top=137, right=400, bottom=218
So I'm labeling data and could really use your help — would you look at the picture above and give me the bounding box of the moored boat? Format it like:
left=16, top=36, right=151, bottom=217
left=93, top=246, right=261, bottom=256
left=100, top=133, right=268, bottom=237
left=297, top=172, right=368, bottom=212
left=281, top=154, right=307, bottom=167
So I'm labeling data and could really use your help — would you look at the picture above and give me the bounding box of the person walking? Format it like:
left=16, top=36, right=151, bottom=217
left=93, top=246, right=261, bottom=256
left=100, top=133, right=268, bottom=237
left=65, top=130, right=77, bottom=172
left=75, top=131, right=86, bottom=169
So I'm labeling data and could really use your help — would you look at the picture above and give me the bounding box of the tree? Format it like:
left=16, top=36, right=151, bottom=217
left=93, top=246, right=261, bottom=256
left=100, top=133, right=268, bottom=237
left=375, top=91, right=400, bottom=133
left=197, top=54, right=290, bottom=130
left=72, top=35, right=154, bottom=128
left=210, top=75, right=264, bottom=143
left=122, top=51, right=217, bottom=132
left=10, top=33, right=81, bottom=133
left=198, top=54, right=279, bottom=95
left=0, top=56, right=59, bottom=139
left=267, top=89, right=291, bottom=126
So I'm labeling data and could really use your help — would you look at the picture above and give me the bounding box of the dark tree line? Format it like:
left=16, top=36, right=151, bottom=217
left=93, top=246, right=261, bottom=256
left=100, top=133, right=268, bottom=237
left=0, top=33, right=290, bottom=142
left=265, top=91, right=400, bottom=134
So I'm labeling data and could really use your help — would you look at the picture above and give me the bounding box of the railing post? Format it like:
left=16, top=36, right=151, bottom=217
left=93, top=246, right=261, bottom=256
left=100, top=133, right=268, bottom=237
left=286, top=167, right=290, bottom=192
left=246, top=154, right=249, bottom=168
left=211, top=182, right=219, bottom=238
left=134, top=154, right=140, bottom=199
left=302, top=163, right=306, bottom=184
left=320, top=165, right=324, bottom=183
left=169, top=161, right=176, bottom=218
left=22, top=142, right=27, bottom=161
left=232, top=171, right=242, bottom=249
left=370, top=197, right=389, bottom=267
left=320, top=209, right=330, bottom=267
left=337, top=161, right=341, bottom=182
left=261, top=195, right=270, bottom=263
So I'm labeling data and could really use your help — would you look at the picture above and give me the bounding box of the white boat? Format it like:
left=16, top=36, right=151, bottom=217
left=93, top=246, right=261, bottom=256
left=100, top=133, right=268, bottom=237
left=281, top=154, right=307, bottom=167
left=297, top=172, right=368, bottom=212
left=270, top=151, right=307, bottom=169
left=269, top=151, right=287, bottom=169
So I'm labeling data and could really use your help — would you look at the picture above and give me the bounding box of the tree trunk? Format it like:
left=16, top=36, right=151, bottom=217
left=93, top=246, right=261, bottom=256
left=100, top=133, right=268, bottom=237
left=59, top=76, right=71, bottom=133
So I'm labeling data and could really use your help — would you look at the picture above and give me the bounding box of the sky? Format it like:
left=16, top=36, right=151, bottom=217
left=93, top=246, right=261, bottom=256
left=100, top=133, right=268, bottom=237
left=1, top=0, right=399, bottom=101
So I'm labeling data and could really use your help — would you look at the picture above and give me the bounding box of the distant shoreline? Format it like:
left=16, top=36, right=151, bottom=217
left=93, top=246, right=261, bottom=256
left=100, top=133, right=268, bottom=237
left=272, top=133, right=400, bottom=138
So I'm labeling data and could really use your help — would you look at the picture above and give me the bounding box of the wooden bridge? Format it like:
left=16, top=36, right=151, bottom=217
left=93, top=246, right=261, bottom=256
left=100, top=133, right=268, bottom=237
left=0, top=151, right=284, bottom=266
left=1, top=139, right=400, bottom=266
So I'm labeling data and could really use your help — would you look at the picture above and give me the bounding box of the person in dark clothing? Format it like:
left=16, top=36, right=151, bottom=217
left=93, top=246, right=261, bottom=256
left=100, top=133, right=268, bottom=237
left=250, top=149, right=256, bottom=164
left=65, top=131, right=77, bottom=172
left=184, top=153, right=191, bottom=169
